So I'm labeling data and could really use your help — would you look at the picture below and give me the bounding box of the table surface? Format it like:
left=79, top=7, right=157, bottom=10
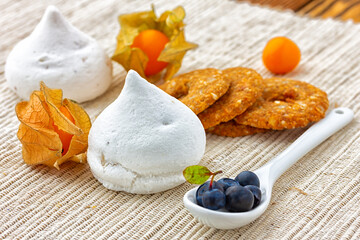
left=240, top=0, right=360, bottom=22
left=1, top=1, right=360, bottom=239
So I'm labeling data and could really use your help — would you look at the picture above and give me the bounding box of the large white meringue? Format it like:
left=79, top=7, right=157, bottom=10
left=5, top=5, right=112, bottom=103
left=87, top=70, right=206, bottom=194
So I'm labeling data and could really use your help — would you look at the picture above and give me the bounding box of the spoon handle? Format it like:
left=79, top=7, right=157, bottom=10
left=265, top=107, right=354, bottom=184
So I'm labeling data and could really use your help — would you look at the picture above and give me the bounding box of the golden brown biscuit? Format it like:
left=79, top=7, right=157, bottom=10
left=197, top=67, right=263, bottom=129
left=159, top=68, right=230, bottom=114
left=207, top=120, right=268, bottom=137
left=235, top=78, right=329, bottom=130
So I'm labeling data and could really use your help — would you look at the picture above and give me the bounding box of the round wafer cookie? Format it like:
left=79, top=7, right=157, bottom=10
left=235, top=78, right=329, bottom=130
left=197, top=67, right=263, bottom=129
left=158, top=68, right=230, bottom=114
left=207, top=120, right=268, bottom=137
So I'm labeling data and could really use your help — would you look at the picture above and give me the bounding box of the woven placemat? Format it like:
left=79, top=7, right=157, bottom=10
left=1, top=0, right=360, bottom=239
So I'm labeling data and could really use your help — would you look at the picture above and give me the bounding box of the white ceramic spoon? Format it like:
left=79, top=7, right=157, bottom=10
left=184, top=107, right=354, bottom=229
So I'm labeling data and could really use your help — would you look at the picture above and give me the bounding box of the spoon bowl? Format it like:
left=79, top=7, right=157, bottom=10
left=184, top=107, right=354, bottom=229
left=184, top=186, right=271, bottom=229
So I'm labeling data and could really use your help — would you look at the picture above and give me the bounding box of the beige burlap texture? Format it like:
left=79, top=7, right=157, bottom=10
left=1, top=0, right=360, bottom=239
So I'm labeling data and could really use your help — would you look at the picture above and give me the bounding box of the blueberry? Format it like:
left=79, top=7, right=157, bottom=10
left=235, top=171, right=260, bottom=187
left=217, top=178, right=240, bottom=191
left=225, top=186, right=254, bottom=212
left=245, top=185, right=262, bottom=208
left=196, top=181, right=223, bottom=206
left=202, top=189, right=226, bottom=210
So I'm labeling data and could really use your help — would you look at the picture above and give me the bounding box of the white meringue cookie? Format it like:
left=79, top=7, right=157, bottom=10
left=87, top=70, right=206, bottom=194
left=5, top=5, right=112, bottom=103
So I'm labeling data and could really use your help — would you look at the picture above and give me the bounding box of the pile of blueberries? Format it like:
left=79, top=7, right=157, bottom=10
left=196, top=171, right=261, bottom=212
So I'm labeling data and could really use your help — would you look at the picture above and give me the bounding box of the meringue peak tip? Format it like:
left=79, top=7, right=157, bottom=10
left=38, top=5, right=70, bottom=30
left=43, top=5, right=63, bottom=19
left=127, top=70, right=142, bottom=79
left=45, top=5, right=60, bottom=13
left=125, top=70, right=148, bottom=87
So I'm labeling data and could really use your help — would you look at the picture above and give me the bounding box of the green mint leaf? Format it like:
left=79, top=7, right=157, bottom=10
left=183, top=165, right=212, bottom=184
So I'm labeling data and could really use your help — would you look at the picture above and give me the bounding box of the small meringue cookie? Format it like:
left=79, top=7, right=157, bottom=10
left=5, top=5, right=112, bottom=103
left=87, top=70, right=206, bottom=194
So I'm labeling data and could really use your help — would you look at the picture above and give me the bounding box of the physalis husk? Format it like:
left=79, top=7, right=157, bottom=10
left=112, top=5, right=198, bottom=82
left=15, top=82, right=91, bottom=169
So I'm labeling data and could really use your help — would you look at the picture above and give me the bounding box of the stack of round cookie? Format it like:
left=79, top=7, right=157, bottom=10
left=159, top=67, right=329, bottom=137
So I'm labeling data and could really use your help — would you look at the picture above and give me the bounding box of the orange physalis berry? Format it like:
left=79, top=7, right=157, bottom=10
left=53, top=106, right=75, bottom=155
left=262, top=36, right=301, bottom=74
left=131, top=29, right=169, bottom=76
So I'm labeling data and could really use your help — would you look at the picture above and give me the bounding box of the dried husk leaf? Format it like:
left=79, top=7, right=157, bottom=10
left=159, top=31, right=198, bottom=81
left=112, top=5, right=197, bottom=81
left=16, top=94, right=63, bottom=165
left=16, top=82, right=91, bottom=169
left=40, top=82, right=82, bottom=135
left=157, top=6, right=185, bottom=37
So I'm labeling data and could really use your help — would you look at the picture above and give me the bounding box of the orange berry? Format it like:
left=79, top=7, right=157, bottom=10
left=53, top=106, right=75, bottom=155
left=131, top=29, right=170, bottom=76
left=262, top=36, right=301, bottom=74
